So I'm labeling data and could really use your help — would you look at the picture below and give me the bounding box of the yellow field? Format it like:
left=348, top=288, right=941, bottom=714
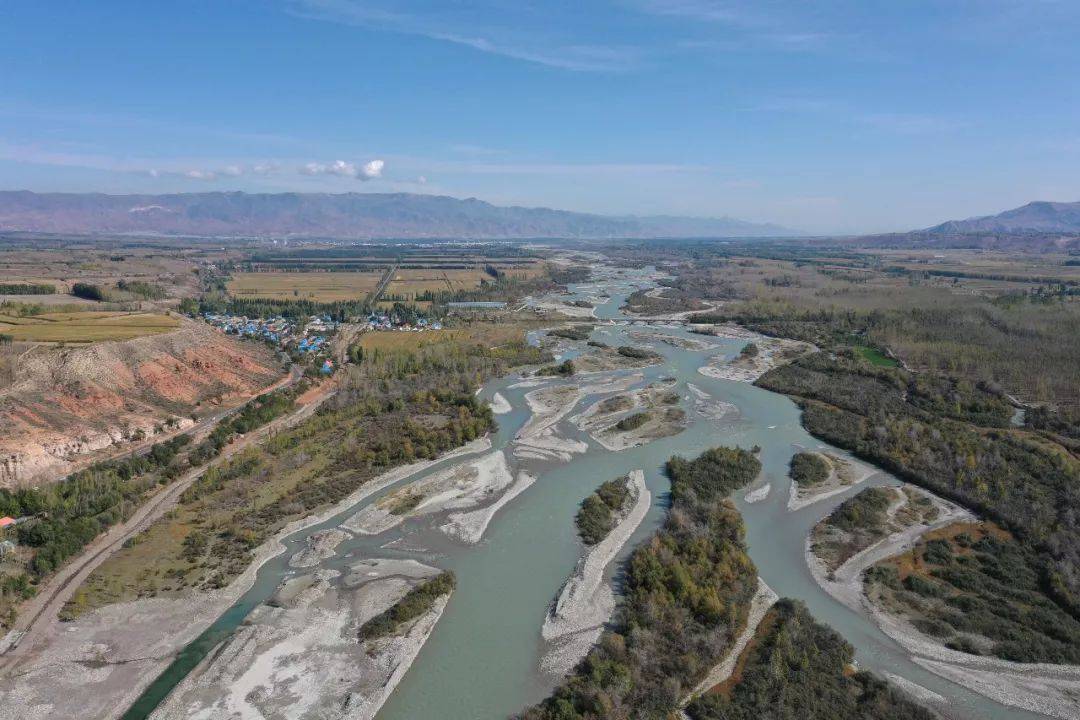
left=228, top=271, right=384, bottom=301
left=230, top=262, right=546, bottom=303
left=0, top=311, right=180, bottom=342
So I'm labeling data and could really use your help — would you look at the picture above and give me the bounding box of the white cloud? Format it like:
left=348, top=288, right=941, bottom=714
left=185, top=169, right=218, bottom=180
left=288, top=0, right=639, bottom=72
left=300, top=158, right=384, bottom=180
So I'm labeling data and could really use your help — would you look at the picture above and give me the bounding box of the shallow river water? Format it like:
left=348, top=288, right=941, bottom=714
left=123, top=266, right=1044, bottom=720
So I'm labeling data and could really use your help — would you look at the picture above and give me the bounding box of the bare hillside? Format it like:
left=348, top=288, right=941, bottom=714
left=0, top=320, right=283, bottom=488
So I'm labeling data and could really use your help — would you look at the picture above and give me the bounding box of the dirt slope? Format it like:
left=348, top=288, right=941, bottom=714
left=0, top=319, right=283, bottom=488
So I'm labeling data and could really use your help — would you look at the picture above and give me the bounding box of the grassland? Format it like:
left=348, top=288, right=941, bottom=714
left=0, top=310, right=179, bottom=342
left=227, top=271, right=384, bottom=301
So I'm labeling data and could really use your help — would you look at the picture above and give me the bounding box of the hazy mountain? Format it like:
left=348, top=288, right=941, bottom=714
left=0, top=190, right=801, bottom=239
left=925, top=200, right=1080, bottom=234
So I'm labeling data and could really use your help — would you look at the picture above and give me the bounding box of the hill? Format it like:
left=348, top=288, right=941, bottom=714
left=925, top=200, right=1080, bottom=234
left=0, top=190, right=800, bottom=239
left=0, top=320, right=284, bottom=488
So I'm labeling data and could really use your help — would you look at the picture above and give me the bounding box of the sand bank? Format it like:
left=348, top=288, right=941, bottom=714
left=687, top=382, right=738, bottom=421
left=342, top=449, right=513, bottom=536
left=541, top=471, right=650, bottom=677
left=743, top=482, right=771, bottom=504
left=440, top=471, right=537, bottom=544
left=697, top=327, right=812, bottom=383
left=787, top=451, right=878, bottom=512
left=571, top=379, right=687, bottom=452
left=290, top=528, right=352, bottom=568
left=149, top=559, right=450, bottom=720
left=489, top=392, right=512, bottom=414
left=514, top=374, right=641, bottom=462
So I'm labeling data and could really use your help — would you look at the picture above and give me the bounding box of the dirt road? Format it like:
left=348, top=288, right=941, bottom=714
left=0, top=371, right=335, bottom=675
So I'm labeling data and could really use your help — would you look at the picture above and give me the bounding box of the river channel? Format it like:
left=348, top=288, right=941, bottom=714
left=123, top=264, right=1044, bottom=720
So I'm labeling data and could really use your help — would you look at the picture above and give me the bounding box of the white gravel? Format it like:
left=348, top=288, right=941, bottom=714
left=541, top=470, right=651, bottom=677
left=440, top=471, right=537, bottom=544
left=489, top=392, right=512, bottom=414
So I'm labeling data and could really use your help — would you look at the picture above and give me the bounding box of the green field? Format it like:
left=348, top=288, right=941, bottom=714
left=853, top=345, right=899, bottom=367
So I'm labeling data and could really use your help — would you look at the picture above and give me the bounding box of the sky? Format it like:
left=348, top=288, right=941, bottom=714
left=1, top=1, right=1079, bottom=234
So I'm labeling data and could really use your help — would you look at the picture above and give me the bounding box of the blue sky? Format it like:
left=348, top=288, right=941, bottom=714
left=1, top=1, right=1078, bottom=233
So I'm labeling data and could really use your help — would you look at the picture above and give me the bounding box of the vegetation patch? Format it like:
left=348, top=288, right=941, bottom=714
left=614, top=412, right=650, bottom=432
left=517, top=446, right=760, bottom=720
left=548, top=325, right=593, bottom=342
left=0, top=283, right=55, bottom=295
left=867, top=522, right=1080, bottom=664
left=574, top=477, right=631, bottom=545
left=537, top=359, right=575, bottom=377
left=616, top=345, right=659, bottom=360
left=757, top=350, right=1080, bottom=615
left=789, top=451, right=830, bottom=486
left=686, top=599, right=935, bottom=720
left=358, top=571, right=456, bottom=641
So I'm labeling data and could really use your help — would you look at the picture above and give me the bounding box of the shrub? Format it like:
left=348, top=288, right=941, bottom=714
left=789, top=452, right=830, bottom=486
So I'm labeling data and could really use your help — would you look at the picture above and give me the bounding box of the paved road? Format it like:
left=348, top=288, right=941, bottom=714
left=0, top=370, right=334, bottom=675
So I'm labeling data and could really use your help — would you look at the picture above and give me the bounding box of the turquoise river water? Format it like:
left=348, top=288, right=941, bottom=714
left=122, top=266, right=1043, bottom=720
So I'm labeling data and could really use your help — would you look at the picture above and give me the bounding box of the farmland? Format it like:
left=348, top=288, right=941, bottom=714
left=0, top=310, right=180, bottom=342
left=227, top=271, right=384, bottom=302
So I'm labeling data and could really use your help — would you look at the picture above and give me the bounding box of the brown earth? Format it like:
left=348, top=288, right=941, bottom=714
left=0, top=319, right=283, bottom=488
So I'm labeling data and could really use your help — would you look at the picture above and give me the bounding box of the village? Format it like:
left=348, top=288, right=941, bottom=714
left=199, top=309, right=445, bottom=374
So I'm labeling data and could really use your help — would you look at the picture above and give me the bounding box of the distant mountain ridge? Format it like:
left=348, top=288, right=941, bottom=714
left=925, top=200, right=1080, bottom=234
left=0, top=190, right=801, bottom=239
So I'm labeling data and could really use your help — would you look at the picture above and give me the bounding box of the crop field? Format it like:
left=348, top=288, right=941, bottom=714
left=0, top=310, right=180, bottom=342
left=227, top=271, right=385, bottom=301
left=229, top=261, right=547, bottom=303
left=386, top=268, right=490, bottom=297
left=353, top=321, right=543, bottom=354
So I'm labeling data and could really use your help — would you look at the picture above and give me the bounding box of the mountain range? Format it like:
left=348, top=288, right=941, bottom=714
left=0, top=190, right=800, bottom=239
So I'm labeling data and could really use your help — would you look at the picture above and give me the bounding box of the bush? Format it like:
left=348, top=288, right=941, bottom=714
left=614, top=412, right=649, bottom=432
left=789, top=452, right=830, bottom=486
left=575, top=477, right=631, bottom=545
left=616, top=345, right=658, bottom=360
left=538, top=359, right=575, bottom=377
left=71, top=282, right=104, bottom=301
left=358, top=571, right=455, bottom=641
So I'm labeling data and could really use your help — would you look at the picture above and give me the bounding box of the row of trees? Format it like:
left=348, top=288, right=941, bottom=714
left=0, top=385, right=302, bottom=626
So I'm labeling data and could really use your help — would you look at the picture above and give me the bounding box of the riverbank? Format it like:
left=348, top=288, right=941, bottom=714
left=0, top=438, right=491, bottom=720
left=148, top=558, right=451, bottom=720
left=787, top=450, right=878, bottom=511
left=341, top=447, right=510, bottom=536
left=540, top=470, right=651, bottom=677
left=696, top=325, right=812, bottom=383
left=806, top=486, right=1080, bottom=720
